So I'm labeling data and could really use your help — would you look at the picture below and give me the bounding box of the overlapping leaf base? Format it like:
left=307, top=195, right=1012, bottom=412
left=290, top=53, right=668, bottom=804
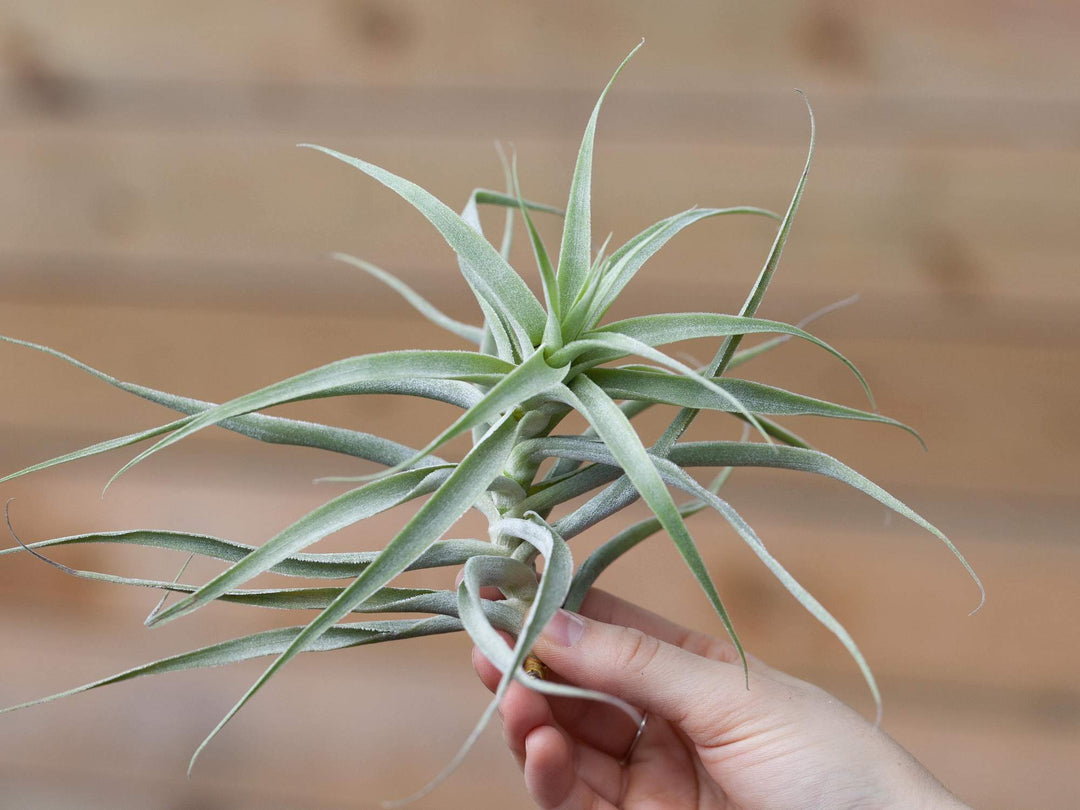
left=0, top=42, right=982, bottom=800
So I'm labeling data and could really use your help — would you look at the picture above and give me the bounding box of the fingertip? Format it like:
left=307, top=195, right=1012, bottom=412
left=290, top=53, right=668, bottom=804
left=500, top=680, right=554, bottom=757
left=523, top=724, right=576, bottom=809
left=470, top=645, right=501, bottom=694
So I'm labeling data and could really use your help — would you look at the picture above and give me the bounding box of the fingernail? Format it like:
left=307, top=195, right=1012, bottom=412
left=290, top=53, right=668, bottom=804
left=454, top=569, right=465, bottom=588
left=542, top=609, right=585, bottom=647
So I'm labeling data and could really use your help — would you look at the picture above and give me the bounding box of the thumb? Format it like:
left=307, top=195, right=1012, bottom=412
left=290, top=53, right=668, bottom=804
left=532, top=609, right=755, bottom=742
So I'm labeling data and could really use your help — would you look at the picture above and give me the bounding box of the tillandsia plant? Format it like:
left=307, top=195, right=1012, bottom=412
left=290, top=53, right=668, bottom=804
left=1, top=42, right=982, bottom=802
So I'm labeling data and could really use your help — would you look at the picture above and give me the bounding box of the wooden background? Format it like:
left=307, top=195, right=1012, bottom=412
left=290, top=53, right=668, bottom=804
left=1, top=2, right=1077, bottom=808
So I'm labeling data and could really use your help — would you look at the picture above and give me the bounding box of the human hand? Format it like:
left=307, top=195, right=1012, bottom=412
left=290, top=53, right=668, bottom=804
left=472, top=589, right=969, bottom=810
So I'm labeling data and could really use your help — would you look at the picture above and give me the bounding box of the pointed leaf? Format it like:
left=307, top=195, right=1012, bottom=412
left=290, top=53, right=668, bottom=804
left=108, top=350, right=511, bottom=487
left=589, top=367, right=919, bottom=444
left=472, top=189, right=563, bottom=216
left=362, top=347, right=568, bottom=482
left=727, top=294, right=860, bottom=371
left=593, top=312, right=872, bottom=407
left=0, top=530, right=492, bottom=579
left=668, top=441, right=984, bottom=611
left=184, top=414, right=519, bottom=773
left=301, top=144, right=546, bottom=343
left=332, top=253, right=484, bottom=345
left=149, top=465, right=454, bottom=627
left=0, top=418, right=186, bottom=486
left=516, top=462, right=624, bottom=522
left=1, top=617, right=460, bottom=716
left=511, top=152, right=562, bottom=347
left=565, top=469, right=732, bottom=611
left=656, top=95, right=816, bottom=452
left=561, top=376, right=746, bottom=672
left=23, top=552, right=466, bottom=617
left=577, top=205, right=781, bottom=333
left=556, top=41, right=643, bottom=313
left=552, top=331, right=771, bottom=443
left=653, top=458, right=881, bottom=718
left=0, top=335, right=491, bottom=484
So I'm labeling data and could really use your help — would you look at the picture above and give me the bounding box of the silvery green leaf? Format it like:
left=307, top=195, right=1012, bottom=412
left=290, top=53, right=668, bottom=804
left=560, top=376, right=747, bottom=675
left=301, top=144, right=547, bottom=344
left=1, top=617, right=460, bottom=717
left=0, top=336, right=494, bottom=485
left=0, top=530, right=492, bottom=579
left=1, top=334, right=484, bottom=414
left=493, top=144, right=517, bottom=261
left=556, top=41, right=643, bottom=314
left=552, top=331, right=771, bottom=443
left=714, top=94, right=815, bottom=372
left=0, top=418, right=187, bottom=486
left=459, top=182, right=561, bottom=241
left=107, top=350, right=512, bottom=488
left=565, top=469, right=732, bottom=611
left=516, top=462, right=624, bottom=522
left=182, top=414, right=519, bottom=774
left=667, top=441, right=984, bottom=611
left=653, top=458, right=881, bottom=718
left=332, top=253, right=484, bottom=345
left=148, top=465, right=455, bottom=627
left=474, top=293, right=517, bottom=363
left=510, top=152, right=562, bottom=347
left=592, top=313, right=872, bottom=406
left=15, top=547, right=467, bottom=616
left=362, top=347, right=569, bottom=482
left=727, top=294, right=860, bottom=371
left=575, top=206, right=781, bottom=334
left=404, top=517, right=638, bottom=807
left=471, top=188, right=563, bottom=218
left=589, top=367, right=919, bottom=445
left=656, top=95, right=816, bottom=452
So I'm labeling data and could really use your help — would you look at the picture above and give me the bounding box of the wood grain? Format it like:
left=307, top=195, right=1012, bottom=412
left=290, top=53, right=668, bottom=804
left=1, top=1, right=1077, bottom=807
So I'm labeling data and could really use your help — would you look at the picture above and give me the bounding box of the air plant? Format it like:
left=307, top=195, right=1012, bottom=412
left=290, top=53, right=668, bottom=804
left=0, top=42, right=982, bottom=802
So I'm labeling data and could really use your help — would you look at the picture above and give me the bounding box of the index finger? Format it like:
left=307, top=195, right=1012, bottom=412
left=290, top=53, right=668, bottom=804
left=577, top=589, right=742, bottom=667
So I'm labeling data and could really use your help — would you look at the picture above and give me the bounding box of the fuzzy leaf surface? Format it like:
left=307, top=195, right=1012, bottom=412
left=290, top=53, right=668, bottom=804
left=579, top=206, right=781, bottom=332
left=0, top=531, right=491, bottom=579
left=590, top=368, right=917, bottom=443
left=556, top=41, right=642, bottom=314
left=668, top=442, right=984, bottom=609
left=594, top=313, right=871, bottom=405
left=301, top=144, right=546, bottom=343
left=183, top=415, right=519, bottom=772
left=109, top=350, right=511, bottom=485
left=149, top=466, right=455, bottom=627
left=1, top=617, right=460, bottom=716
left=561, top=376, right=746, bottom=672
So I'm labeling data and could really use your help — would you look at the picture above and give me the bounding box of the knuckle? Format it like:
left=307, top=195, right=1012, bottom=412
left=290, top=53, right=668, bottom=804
left=611, top=626, right=663, bottom=675
left=678, top=628, right=740, bottom=665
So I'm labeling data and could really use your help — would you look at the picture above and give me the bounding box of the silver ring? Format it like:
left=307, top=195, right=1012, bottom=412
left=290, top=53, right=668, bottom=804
left=620, top=712, right=648, bottom=765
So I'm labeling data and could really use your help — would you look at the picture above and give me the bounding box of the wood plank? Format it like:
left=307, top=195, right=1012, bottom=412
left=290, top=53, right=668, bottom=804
left=2, top=679, right=1074, bottom=810
left=3, top=81, right=1079, bottom=150
left=0, top=4, right=1074, bottom=807
left=6, top=615, right=1073, bottom=810
left=2, top=495, right=1077, bottom=809
left=0, top=129, right=1077, bottom=307
left=1, top=446, right=1077, bottom=693
left=2, top=301, right=1077, bottom=498
left=1, top=0, right=1076, bottom=96
left=2, top=251, right=1074, bottom=352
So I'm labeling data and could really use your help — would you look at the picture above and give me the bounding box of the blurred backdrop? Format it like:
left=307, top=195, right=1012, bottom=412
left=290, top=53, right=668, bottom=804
left=1, top=2, right=1078, bottom=808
